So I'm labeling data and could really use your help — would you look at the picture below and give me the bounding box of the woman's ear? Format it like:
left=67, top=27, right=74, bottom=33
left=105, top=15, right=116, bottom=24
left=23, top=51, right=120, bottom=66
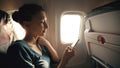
left=22, top=21, right=30, bottom=29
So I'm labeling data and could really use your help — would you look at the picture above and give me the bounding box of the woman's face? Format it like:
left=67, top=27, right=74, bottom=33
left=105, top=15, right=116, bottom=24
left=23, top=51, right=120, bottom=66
left=26, top=11, right=48, bottom=37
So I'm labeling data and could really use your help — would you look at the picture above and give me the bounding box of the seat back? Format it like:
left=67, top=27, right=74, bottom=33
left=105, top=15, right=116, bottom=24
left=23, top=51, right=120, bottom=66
left=85, top=1, right=120, bottom=68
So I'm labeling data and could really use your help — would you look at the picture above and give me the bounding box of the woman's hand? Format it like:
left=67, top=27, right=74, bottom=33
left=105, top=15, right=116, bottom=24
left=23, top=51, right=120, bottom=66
left=37, top=36, right=50, bottom=47
left=62, top=46, right=75, bottom=63
left=57, top=46, right=75, bottom=68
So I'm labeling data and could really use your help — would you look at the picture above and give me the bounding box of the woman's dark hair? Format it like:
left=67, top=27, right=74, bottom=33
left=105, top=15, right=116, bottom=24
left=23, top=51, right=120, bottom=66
left=0, top=10, right=9, bottom=24
left=12, top=4, right=45, bottom=24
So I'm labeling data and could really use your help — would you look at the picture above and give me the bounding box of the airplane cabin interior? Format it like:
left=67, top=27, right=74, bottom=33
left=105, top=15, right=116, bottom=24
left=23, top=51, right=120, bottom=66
left=0, top=0, right=120, bottom=68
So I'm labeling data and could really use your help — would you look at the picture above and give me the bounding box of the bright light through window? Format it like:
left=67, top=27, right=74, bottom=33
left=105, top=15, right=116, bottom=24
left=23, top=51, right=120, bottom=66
left=7, top=10, right=26, bottom=40
left=60, top=14, right=81, bottom=44
left=12, top=20, right=26, bottom=40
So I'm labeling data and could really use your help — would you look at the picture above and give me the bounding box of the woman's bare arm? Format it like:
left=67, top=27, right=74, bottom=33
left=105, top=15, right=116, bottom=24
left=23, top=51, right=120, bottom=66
left=37, top=36, right=60, bottom=62
left=57, top=46, right=75, bottom=68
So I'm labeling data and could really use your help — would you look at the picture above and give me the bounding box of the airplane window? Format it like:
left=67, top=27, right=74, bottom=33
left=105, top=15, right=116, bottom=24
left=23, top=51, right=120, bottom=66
left=60, top=14, right=81, bottom=44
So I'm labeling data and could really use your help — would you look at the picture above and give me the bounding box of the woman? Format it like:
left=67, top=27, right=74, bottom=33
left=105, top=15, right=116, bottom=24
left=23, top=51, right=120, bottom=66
left=7, top=4, right=74, bottom=68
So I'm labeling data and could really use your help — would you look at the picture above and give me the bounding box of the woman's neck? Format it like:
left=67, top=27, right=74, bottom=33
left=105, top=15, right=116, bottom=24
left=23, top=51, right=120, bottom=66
left=24, top=34, right=37, bottom=44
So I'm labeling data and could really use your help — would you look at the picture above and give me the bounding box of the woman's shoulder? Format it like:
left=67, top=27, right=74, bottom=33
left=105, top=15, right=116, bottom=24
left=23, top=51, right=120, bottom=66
left=8, top=40, right=28, bottom=50
left=11, top=40, right=26, bottom=46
